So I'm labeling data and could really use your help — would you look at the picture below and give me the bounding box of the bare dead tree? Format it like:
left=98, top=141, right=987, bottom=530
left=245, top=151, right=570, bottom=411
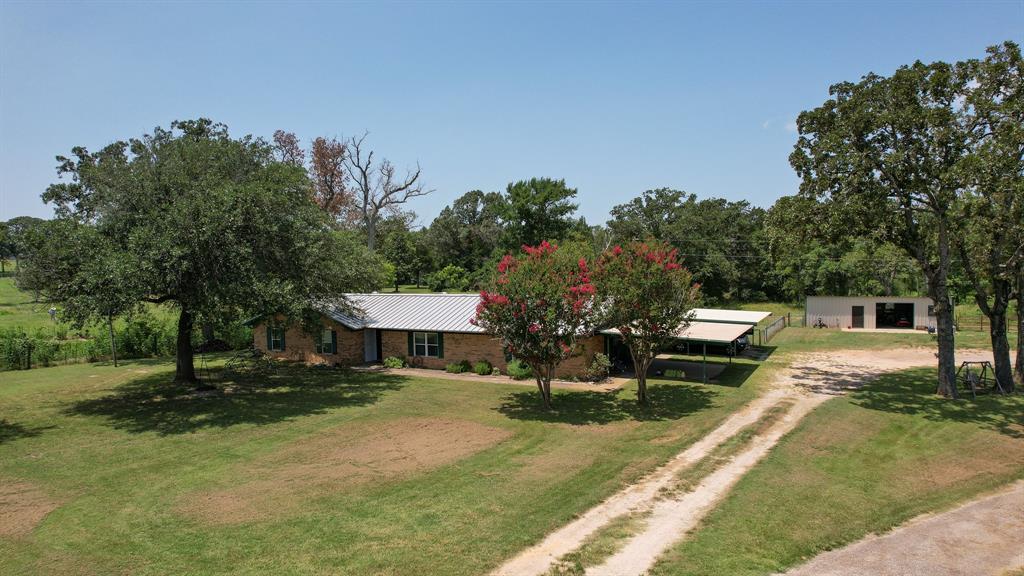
left=343, top=132, right=431, bottom=250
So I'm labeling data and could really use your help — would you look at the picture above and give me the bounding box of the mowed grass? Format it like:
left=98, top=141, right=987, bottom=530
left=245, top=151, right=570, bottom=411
left=649, top=366, right=1024, bottom=576
left=0, top=275, right=178, bottom=338
left=0, top=276, right=54, bottom=332
left=0, top=356, right=764, bottom=575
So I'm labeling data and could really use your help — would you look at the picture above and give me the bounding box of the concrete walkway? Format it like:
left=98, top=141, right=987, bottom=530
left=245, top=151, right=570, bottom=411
left=780, top=481, right=1024, bottom=576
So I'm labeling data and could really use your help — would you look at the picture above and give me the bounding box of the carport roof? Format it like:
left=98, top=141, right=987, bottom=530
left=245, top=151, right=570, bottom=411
left=691, top=308, right=771, bottom=326
left=601, top=320, right=751, bottom=344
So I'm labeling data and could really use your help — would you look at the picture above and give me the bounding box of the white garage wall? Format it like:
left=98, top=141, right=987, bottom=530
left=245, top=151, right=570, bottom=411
left=805, top=296, right=935, bottom=329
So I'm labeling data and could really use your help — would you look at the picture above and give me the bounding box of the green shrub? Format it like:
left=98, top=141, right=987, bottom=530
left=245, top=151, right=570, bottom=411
left=0, top=328, right=32, bottom=370
left=0, top=328, right=61, bottom=370
left=445, top=360, right=472, bottom=373
left=473, top=360, right=492, bottom=376
left=583, top=353, right=612, bottom=381
left=121, top=313, right=167, bottom=358
left=506, top=359, right=533, bottom=380
left=664, top=368, right=686, bottom=379
left=33, top=339, right=59, bottom=367
left=383, top=356, right=405, bottom=369
left=491, top=366, right=502, bottom=376
left=219, top=321, right=253, bottom=351
left=428, top=265, right=472, bottom=292
left=86, top=336, right=112, bottom=363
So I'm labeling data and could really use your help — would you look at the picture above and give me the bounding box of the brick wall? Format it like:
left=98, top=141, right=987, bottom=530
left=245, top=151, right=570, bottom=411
left=253, top=314, right=607, bottom=379
left=253, top=316, right=363, bottom=366
left=379, top=329, right=605, bottom=379
left=556, top=335, right=606, bottom=377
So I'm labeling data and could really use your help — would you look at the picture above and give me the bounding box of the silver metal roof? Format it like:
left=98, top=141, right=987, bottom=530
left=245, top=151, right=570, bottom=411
left=321, top=293, right=484, bottom=333
left=691, top=308, right=771, bottom=326
left=601, top=321, right=750, bottom=344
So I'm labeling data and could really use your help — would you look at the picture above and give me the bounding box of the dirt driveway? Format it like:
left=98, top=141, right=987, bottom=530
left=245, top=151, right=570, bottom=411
left=780, top=480, right=1024, bottom=576
left=492, top=346, right=1012, bottom=576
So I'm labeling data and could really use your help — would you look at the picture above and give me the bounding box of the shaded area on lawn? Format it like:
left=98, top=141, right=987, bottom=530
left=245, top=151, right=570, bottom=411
left=0, top=419, right=53, bottom=444
left=496, top=382, right=717, bottom=425
left=650, top=359, right=759, bottom=388
left=64, top=366, right=407, bottom=435
left=851, top=368, right=1024, bottom=439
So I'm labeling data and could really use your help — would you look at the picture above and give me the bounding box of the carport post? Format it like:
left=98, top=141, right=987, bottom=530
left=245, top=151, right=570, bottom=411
left=702, top=342, right=707, bottom=384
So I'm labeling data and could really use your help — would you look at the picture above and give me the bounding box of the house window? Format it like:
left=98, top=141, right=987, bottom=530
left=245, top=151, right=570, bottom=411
left=315, top=328, right=337, bottom=354
left=413, top=332, right=440, bottom=357
left=269, top=327, right=285, bottom=351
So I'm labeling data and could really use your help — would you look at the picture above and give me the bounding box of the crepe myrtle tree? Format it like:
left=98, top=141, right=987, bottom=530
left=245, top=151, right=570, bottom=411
left=594, top=240, right=700, bottom=405
left=473, top=241, right=597, bottom=409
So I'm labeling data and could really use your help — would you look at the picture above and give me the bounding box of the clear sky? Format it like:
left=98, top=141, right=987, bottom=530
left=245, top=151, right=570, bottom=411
left=1, top=1, right=1021, bottom=227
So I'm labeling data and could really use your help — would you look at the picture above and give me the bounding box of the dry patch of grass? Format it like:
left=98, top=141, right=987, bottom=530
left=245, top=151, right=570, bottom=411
left=0, top=479, right=61, bottom=537
left=180, top=417, right=511, bottom=524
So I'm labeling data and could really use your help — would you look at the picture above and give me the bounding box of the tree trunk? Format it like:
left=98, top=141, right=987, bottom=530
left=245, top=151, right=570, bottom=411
left=1016, top=274, right=1023, bottom=390
left=108, top=316, right=118, bottom=368
left=532, top=363, right=551, bottom=409
left=988, top=310, right=1014, bottom=392
left=175, top=308, right=197, bottom=383
left=366, top=216, right=377, bottom=251
left=930, top=223, right=958, bottom=398
left=629, top=347, right=651, bottom=405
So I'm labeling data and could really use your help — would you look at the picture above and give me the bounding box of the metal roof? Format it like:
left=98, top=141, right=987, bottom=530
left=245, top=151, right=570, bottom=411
left=602, top=321, right=751, bottom=344
left=320, top=293, right=484, bottom=333
left=691, top=308, right=771, bottom=326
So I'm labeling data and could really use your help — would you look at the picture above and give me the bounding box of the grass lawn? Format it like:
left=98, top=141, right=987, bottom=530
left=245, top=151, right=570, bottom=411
left=0, top=356, right=764, bottom=575
left=649, top=366, right=1024, bottom=576
left=0, top=276, right=179, bottom=336
left=0, top=276, right=55, bottom=332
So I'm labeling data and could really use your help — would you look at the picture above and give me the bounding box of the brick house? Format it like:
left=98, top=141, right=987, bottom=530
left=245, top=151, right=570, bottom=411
left=252, top=293, right=606, bottom=379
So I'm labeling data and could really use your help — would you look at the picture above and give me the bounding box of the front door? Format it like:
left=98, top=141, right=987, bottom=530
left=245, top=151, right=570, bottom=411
left=852, top=306, right=864, bottom=329
left=364, top=329, right=378, bottom=362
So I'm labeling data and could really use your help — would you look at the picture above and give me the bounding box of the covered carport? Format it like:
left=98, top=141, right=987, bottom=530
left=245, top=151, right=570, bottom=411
left=691, top=308, right=771, bottom=326
left=602, top=320, right=754, bottom=384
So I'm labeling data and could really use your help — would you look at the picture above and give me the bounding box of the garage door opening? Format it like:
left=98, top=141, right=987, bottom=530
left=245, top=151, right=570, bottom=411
left=875, top=302, right=914, bottom=329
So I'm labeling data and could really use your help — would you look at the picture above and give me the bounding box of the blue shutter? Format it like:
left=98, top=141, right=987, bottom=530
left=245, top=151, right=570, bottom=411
left=280, top=328, right=285, bottom=351
left=408, top=332, right=414, bottom=356
left=266, top=326, right=272, bottom=350
left=437, top=333, right=444, bottom=358
left=331, top=330, right=338, bottom=354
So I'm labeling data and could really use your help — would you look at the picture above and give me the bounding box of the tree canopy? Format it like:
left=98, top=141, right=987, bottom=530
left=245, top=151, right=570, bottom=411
left=29, top=119, right=383, bottom=383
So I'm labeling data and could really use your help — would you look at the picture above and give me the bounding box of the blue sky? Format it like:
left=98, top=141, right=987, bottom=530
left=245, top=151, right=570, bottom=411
left=1, top=1, right=1021, bottom=227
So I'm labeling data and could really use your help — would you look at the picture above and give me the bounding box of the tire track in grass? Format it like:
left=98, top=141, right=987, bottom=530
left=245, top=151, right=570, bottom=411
left=585, top=394, right=827, bottom=576
left=490, top=388, right=796, bottom=576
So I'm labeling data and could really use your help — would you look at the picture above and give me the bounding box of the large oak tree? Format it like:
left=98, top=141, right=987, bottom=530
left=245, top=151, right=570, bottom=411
left=791, top=59, right=969, bottom=397
left=35, top=119, right=381, bottom=383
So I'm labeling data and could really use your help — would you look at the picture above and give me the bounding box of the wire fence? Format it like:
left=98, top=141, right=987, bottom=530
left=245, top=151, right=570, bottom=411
left=762, top=315, right=788, bottom=343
